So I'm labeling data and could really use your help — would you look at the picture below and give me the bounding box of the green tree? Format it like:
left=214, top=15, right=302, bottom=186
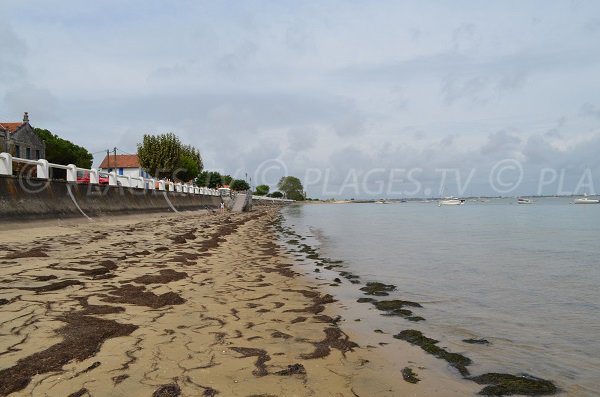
left=269, top=191, right=283, bottom=198
left=254, top=184, right=270, bottom=196
left=230, top=179, right=250, bottom=191
left=35, top=128, right=93, bottom=168
left=287, top=191, right=305, bottom=201
left=277, top=176, right=304, bottom=200
left=137, top=133, right=182, bottom=179
left=222, top=175, right=233, bottom=186
left=196, top=171, right=223, bottom=188
left=176, top=144, right=203, bottom=181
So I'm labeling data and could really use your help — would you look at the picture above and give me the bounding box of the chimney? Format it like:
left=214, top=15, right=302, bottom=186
left=23, top=112, right=29, bottom=123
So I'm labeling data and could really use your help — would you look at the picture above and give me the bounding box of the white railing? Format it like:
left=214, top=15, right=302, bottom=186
left=252, top=195, right=295, bottom=203
left=0, top=152, right=221, bottom=196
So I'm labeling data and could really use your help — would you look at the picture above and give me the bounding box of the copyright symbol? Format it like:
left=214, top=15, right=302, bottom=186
left=18, top=166, right=50, bottom=194
left=489, top=159, right=523, bottom=194
left=253, top=158, right=288, bottom=186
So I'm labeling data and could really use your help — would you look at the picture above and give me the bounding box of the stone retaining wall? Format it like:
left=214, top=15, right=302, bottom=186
left=0, top=175, right=221, bottom=222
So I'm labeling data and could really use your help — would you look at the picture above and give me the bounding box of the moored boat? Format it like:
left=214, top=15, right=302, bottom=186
left=438, top=197, right=465, bottom=206
left=517, top=197, right=533, bottom=204
left=574, top=194, right=600, bottom=204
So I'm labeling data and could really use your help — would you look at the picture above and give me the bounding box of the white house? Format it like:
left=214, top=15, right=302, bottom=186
left=98, top=154, right=150, bottom=178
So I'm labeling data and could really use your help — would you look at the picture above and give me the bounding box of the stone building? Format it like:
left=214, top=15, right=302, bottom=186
left=0, top=112, right=46, bottom=160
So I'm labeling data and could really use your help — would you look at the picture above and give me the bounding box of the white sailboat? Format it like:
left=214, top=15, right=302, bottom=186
left=438, top=197, right=465, bottom=206
left=574, top=193, right=600, bottom=204
left=437, top=184, right=465, bottom=206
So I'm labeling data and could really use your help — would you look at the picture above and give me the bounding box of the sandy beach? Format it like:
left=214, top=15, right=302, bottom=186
left=0, top=208, right=478, bottom=397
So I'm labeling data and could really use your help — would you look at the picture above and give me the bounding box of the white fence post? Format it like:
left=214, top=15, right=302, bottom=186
left=0, top=153, right=13, bottom=175
left=109, top=171, right=118, bottom=186
left=158, top=180, right=165, bottom=191
left=66, top=164, right=77, bottom=182
left=89, top=168, right=99, bottom=184
left=36, top=159, right=50, bottom=179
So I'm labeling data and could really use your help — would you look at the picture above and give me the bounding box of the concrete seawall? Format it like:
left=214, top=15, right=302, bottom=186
left=0, top=175, right=222, bottom=221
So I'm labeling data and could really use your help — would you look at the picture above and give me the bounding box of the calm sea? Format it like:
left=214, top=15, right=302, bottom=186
left=282, top=198, right=600, bottom=396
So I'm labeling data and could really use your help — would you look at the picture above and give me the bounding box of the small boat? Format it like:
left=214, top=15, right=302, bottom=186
left=517, top=197, right=533, bottom=204
left=574, top=194, right=600, bottom=204
left=438, top=197, right=465, bottom=206
left=375, top=199, right=390, bottom=204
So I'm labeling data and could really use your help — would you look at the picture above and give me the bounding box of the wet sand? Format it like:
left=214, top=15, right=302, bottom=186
left=0, top=209, right=477, bottom=396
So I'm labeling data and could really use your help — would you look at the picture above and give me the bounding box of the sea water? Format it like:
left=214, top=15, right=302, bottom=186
left=282, top=198, right=600, bottom=396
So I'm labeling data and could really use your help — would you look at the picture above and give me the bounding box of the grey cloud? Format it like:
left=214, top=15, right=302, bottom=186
left=285, top=23, right=314, bottom=53
left=441, top=73, right=491, bottom=105
left=440, top=134, right=455, bottom=146
left=452, top=23, right=478, bottom=53
left=388, top=85, right=408, bottom=110
left=216, top=41, right=258, bottom=73
left=332, top=113, right=365, bottom=137
left=409, top=28, right=422, bottom=42
left=0, top=24, right=27, bottom=84
left=583, top=18, right=600, bottom=33
left=581, top=103, right=600, bottom=119
left=441, top=67, right=528, bottom=106
left=544, top=116, right=567, bottom=138
left=522, top=134, right=560, bottom=164
left=3, top=84, right=59, bottom=123
left=525, top=132, right=600, bottom=169
left=147, top=64, right=189, bottom=83
left=480, top=130, right=522, bottom=157
left=287, top=127, right=318, bottom=152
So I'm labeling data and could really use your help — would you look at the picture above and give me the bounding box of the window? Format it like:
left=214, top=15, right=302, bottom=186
left=35, top=150, right=40, bottom=160
left=26, top=148, right=31, bottom=160
left=15, top=145, right=20, bottom=158
left=118, top=168, right=124, bottom=175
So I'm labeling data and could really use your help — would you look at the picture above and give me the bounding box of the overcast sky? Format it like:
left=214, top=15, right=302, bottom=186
left=1, top=0, right=600, bottom=197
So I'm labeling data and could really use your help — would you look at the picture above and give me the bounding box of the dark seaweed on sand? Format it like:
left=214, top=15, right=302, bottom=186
left=470, top=373, right=557, bottom=396
left=360, top=282, right=396, bottom=296
left=394, top=330, right=472, bottom=376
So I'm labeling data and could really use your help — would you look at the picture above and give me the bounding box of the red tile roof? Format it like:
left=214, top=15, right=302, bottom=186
left=0, top=122, right=25, bottom=133
left=99, top=154, right=141, bottom=169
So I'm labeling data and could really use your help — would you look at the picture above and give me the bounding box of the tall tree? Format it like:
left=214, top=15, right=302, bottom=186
left=254, top=184, right=270, bottom=196
left=230, top=179, right=250, bottom=191
left=137, top=133, right=202, bottom=181
left=196, top=170, right=224, bottom=188
left=35, top=128, right=93, bottom=168
left=176, top=144, right=203, bottom=181
left=221, top=175, right=233, bottom=186
left=277, top=176, right=304, bottom=200
left=137, top=133, right=181, bottom=179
